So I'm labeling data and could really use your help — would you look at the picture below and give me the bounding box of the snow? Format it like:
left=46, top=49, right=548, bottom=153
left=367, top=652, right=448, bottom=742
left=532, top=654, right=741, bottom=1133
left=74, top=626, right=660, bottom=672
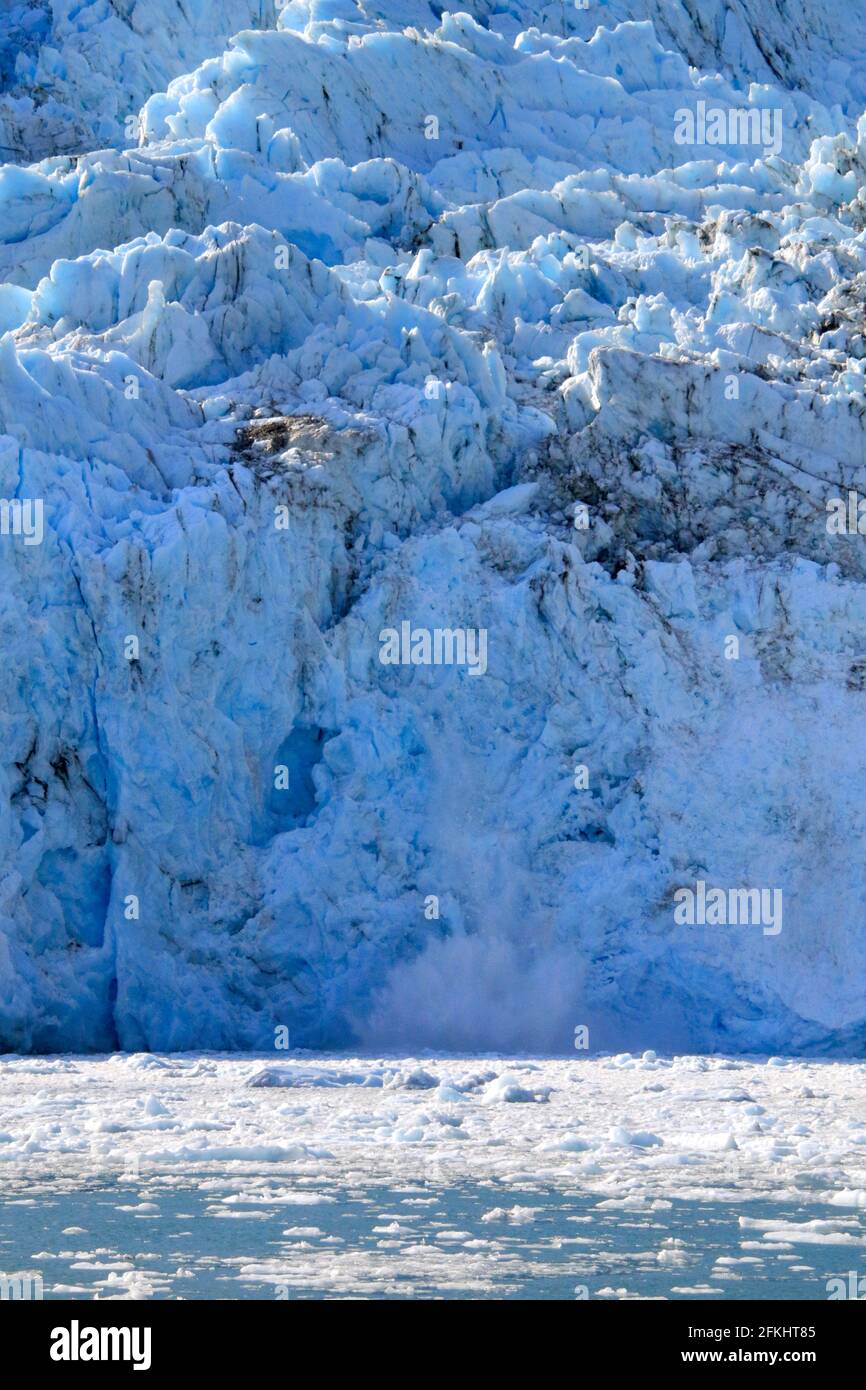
left=1, top=1, right=866, bottom=1057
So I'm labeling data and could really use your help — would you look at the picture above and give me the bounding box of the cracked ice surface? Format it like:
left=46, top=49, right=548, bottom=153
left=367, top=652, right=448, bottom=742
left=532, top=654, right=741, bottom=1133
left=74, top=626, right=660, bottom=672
left=1, top=2, right=866, bottom=1053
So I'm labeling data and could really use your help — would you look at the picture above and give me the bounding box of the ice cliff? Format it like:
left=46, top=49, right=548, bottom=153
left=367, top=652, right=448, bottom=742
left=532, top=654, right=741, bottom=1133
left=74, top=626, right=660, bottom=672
left=2, top=0, right=866, bottom=1054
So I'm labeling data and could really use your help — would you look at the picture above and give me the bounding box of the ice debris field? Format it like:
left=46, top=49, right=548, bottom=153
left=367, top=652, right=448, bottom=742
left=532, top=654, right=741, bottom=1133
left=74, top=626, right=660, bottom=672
left=3, top=1, right=866, bottom=1060
left=2, top=1051, right=866, bottom=1299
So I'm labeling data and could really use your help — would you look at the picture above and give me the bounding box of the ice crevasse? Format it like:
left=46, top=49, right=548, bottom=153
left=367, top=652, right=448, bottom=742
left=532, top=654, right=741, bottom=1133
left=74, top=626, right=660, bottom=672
left=1, top=0, right=866, bottom=1054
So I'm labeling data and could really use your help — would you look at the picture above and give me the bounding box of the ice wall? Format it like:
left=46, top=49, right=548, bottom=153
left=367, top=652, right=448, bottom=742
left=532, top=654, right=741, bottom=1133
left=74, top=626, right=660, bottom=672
left=1, top=1, right=866, bottom=1053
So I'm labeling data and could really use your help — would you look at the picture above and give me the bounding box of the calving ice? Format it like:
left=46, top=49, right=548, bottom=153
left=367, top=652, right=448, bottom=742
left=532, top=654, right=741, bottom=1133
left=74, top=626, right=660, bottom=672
left=378, top=621, right=488, bottom=675
left=674, top=100, right=783, bottom=157
left=674, top=881, right=783, bottom=936
left=50, top=1321, right=152, bottom=1371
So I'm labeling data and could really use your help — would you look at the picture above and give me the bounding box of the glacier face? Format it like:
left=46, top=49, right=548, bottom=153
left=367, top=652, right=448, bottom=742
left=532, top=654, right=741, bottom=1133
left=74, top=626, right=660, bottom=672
left=2, top=0, right=866, bottom=1054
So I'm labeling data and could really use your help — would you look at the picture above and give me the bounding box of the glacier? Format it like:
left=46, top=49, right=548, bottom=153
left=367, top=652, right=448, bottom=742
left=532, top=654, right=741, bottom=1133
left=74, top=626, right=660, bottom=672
left=2, top=0, right=866, bottom=1055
